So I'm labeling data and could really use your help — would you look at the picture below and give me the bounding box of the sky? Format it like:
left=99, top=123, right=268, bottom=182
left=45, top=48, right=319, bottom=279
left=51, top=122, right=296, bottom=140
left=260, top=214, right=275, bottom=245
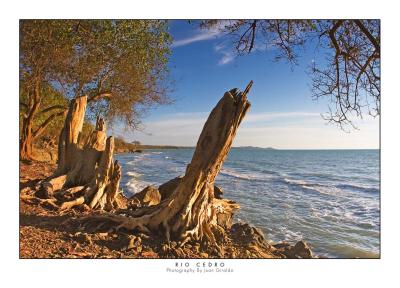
left=112, top=20, right=379, bottom=149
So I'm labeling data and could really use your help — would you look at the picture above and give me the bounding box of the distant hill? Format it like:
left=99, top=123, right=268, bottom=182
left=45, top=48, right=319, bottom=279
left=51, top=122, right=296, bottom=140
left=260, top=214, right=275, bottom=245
left=235, top=146, right=276, bottom=150
left=114, top=138, right=185, bottom=154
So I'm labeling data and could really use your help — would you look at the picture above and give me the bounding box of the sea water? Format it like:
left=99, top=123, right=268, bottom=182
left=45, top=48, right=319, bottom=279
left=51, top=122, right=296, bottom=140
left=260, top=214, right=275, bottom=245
left=115, top=148, right=380, bottom=258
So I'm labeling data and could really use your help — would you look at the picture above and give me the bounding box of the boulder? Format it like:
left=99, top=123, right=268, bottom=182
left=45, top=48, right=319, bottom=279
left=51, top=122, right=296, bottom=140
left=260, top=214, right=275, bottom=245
left=215, top=199, right=238, bottom=228
left=158, top=176, right=224, bottom=200
left=214, top=185, right=223, bottom=199
left=158, top=176, right=183, bottom=200
left=291, top=240, right=312, bottom=258
left=129, top=185, right=161, bottom=206
left=272, top=240, right=313, bottom=259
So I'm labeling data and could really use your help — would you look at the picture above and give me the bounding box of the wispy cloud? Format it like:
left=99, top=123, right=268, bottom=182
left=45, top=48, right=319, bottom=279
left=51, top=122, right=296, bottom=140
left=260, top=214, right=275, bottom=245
left=172, top=29, right=221, bottom=48
left=214, top=43, right=235, bottom=65
left=218, top=50, right=235, bottom=65
left=172, top=20, right=234, bottom=48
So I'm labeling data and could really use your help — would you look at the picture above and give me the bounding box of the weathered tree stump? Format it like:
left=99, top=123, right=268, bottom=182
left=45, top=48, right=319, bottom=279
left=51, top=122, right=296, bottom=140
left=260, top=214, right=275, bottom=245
left=83, top=81, right=253, bottom=247
left=39, top=95, right=122, bottom=211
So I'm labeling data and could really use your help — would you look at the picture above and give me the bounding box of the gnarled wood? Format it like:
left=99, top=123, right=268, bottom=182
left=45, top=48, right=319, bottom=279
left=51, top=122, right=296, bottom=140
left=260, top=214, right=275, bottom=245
left=39, top=96, right=122, bottom=212
left=83, top=81, right=253, bottom=247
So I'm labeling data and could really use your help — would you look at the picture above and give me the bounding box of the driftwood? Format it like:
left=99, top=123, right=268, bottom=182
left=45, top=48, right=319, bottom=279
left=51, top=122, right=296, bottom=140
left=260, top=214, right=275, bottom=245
left=38, top=95, right=122, bottom=211
left=83, top=82, right=253, bottom=247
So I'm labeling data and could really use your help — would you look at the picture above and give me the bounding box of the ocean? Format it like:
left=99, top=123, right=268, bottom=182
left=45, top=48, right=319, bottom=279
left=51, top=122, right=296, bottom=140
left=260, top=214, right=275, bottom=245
left=115, top=148, right=380, bottom=258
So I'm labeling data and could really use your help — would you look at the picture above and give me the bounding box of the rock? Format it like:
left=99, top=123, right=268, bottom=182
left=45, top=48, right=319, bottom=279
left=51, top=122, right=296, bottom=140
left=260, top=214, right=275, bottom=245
left=273, top=242, right=291, bottom=249
left=158, top=177, right=183, bottom=200
left=230, top=222, right=276, bottom=257
left=216, top=209, right=233, bottom=229
left=128, top=197, right=141, bottom=209
left=292, top=240, right=312, bottom=258
left=159, top=176, right=226, bottom=200
left=129, top=185, right=161, bottom=206
left=214, top=186, right=223, bottom=199
left=272, top=240, right=313, bottom=259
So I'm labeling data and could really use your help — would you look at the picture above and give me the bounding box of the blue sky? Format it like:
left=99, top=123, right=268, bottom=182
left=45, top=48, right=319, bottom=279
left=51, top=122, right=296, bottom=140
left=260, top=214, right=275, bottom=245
left=111, top=20, right=379, bottom=149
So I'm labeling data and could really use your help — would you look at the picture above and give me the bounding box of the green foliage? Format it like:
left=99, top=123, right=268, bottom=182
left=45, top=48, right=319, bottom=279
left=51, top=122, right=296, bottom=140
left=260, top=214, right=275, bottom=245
left=20, top=20, right=172, bottom=131
left=20, top=82, right=67, bottom=140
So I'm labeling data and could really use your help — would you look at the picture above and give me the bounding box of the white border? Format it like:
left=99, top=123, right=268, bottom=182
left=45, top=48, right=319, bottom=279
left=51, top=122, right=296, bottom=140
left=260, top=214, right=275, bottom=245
left=1, top=1, right=399, bottom=287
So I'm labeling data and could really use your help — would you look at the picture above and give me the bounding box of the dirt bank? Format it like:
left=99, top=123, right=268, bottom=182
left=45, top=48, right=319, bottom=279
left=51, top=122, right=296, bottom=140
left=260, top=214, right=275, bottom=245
left=20, top=160, right=313, bottom=259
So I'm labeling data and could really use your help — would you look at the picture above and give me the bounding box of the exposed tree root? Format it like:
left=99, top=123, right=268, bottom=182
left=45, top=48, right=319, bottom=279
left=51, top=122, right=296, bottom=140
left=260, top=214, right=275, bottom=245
left=36, top=96, right=122, bottom=212
left=76, top=82, right=253, bottom=246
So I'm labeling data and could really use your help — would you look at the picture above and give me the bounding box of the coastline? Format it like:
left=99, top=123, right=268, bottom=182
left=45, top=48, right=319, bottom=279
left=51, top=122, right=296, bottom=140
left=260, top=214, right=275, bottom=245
left=20, top=159, right=314, bottom=259
left=116, top=148, right=380, bottom=258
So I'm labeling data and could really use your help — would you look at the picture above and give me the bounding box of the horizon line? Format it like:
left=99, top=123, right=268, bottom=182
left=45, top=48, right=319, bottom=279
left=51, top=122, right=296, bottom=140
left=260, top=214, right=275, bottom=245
left=134, top=145, right=379, bottom=150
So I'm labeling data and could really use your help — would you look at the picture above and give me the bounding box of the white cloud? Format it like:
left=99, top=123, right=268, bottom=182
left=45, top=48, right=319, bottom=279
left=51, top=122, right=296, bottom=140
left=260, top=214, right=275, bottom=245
left=214, top=43, right=225, bottom=52
left=213, top=43, right=236, bottom=65
left=172, top=29, right=222, bottom=48
left=171, top=21, right=234, bottom=48
left=218, top=50, right=235, bottom=65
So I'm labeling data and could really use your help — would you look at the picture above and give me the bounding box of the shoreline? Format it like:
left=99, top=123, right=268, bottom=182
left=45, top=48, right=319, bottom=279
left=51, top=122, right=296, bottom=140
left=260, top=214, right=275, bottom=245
left=19, top=160, right=314, bottom=259
left=115, top=149, right=379, bottom=259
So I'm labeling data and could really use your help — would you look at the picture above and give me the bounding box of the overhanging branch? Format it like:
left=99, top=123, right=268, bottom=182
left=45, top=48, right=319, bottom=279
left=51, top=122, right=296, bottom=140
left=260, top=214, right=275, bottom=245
left=33, top=110, right=67, bottom=139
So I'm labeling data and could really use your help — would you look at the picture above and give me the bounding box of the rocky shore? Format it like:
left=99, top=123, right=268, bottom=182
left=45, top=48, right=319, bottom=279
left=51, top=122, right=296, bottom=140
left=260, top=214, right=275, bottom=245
left=20, top=160, right=313, bottom=259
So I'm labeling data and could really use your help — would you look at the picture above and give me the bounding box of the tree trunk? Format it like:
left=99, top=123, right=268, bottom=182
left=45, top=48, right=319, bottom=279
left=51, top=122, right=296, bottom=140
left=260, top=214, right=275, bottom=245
left=85, top=82, right=252, bottom=246
left=20, top=80, right=45, bottom=161
left=20, top=120, right=34, bottom=161
left=20, top=84, right=41, bottom=161
left=38, top=95, right=122, bottom=211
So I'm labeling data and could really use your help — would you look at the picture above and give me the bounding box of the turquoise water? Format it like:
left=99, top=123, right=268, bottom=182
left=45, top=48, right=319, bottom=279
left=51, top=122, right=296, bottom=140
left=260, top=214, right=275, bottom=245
left=115, top=148, right=380, bottom=258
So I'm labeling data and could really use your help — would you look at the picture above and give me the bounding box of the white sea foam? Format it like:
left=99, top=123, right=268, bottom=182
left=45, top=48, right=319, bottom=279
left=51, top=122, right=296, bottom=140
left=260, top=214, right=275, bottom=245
left=126, top=178, right=152, bottom=195
left=284, top=178, right=344, bottom=197
left=220, top=168, right=272, bottom=181
left=283, top=178, right=308, bottom=186
left=126, top=171, right=141, bottom=177
left=277, top=226, right=303, bottom=242
left=336, top=183, right=379, bottom=194
left=114, top=148, right=380, bottom=258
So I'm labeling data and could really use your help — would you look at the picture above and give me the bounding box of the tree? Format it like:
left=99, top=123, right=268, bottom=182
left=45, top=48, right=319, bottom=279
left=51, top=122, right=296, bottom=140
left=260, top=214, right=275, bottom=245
left=20, top=82, right=68, bottom=145
left=201, top=20, right=380, bottom=129
left=38, top=96, right=122, bottom=211
left=48, top=82, right=251, bottom=249
left=19, top=20, right=172, bottom=160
